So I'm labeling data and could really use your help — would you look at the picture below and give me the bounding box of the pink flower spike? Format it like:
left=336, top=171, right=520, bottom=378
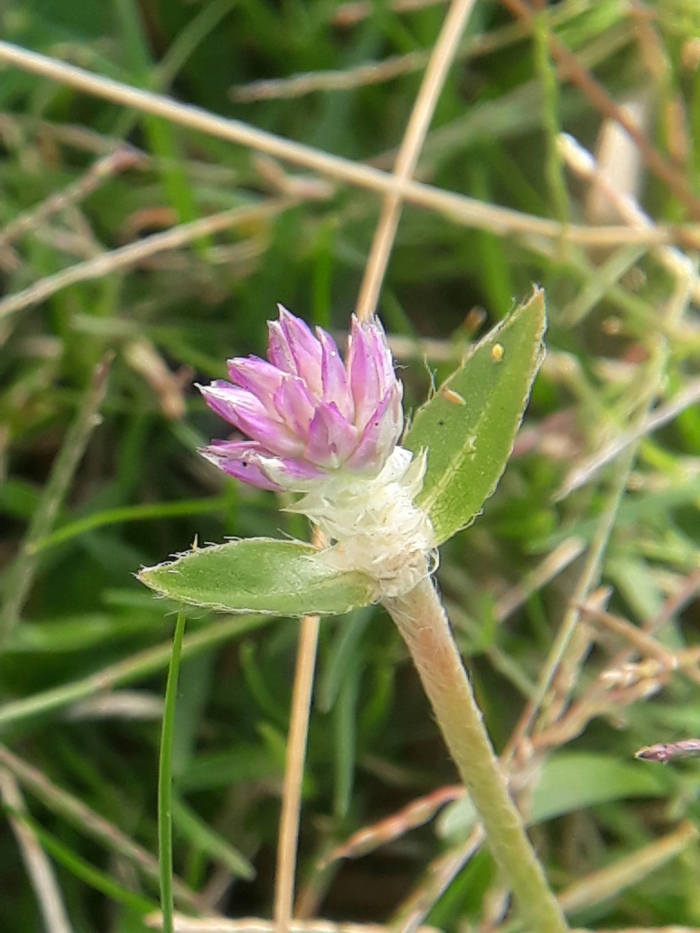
left=198, top=305, right=405, bottom=492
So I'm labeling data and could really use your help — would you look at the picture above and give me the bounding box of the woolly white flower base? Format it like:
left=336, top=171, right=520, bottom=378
left=286, top=447, right=437, bottom=598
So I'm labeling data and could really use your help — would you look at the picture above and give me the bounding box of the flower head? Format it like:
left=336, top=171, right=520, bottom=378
left=198, top=305, right=435, bottom=597
left=198, top=305, right=403, bottom=492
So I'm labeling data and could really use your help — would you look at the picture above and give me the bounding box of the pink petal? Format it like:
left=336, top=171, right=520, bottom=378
left=267, top=319, right=296, bottom=376
left=199, top=382, right=303, bottom=458
left=273, top=375, right=315, bottom=437
left=227, top=357, right=285, bottom=414
left=345, top=387, right=403, bottom=473
left=318, top=327, right=354, bottom=421
left=347, top=316, right=383, bottom=429
left=198, top=441, right=284, bottom=491
left=276, top=305, right=323, bottom=395
left=305, top=401, right=358, bottom=469
left=198, top=381, right=265, bottom=426
left=260, top=455, right=328, bottom=489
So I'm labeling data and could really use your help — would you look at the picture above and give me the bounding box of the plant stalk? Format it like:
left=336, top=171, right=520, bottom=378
left=383, top=575, right=568, bottom=933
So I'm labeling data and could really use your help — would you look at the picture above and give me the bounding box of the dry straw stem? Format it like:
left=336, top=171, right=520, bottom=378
left=233, top=2, right=535, bottom=103
left=558, top=132, right=700, bottom=303
left=532, top=578, right=700, bottom=751
left=0, top=745, right=210, bottom=916
left=277, top=2, right=477, bottom=927
left=274, top=609, right=320, bottom=933
left=355, top=0, right=478, bottom=319
left=147, top=919, right=441, bottom=933
left=555, top=376, right=700, bottom=499
left=0, top=768, right=74, bottom=933
left=0, top=42, right=691, bottom=251
left=391, top=826, right=485, bottom=933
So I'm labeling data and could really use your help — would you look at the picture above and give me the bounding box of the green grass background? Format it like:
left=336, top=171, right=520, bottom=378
left=2, top=1, right=700, bottom=931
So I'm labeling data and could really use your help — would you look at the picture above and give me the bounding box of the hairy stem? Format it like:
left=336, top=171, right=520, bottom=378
left=383, top=575, right=568, bottom=933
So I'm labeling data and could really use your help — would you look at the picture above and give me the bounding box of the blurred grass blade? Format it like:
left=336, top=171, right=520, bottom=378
left=0, top=354, right=112, bottom=643
left=11, top=810, right=157, bottom=915
left=159, top=610, right=187, bottom=933
left=171, top=796, right=255, bottom=880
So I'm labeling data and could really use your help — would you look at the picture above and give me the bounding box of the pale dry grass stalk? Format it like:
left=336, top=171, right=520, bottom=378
left=390, top=827, right=485, bottom=933
left=0, top=42, right=691, bottom=251
left=0, top=769, right=74, bottom=933
left=501, top=108, right=699, bottom=766
left=274, top=608, right=321, bottom=933
left=500, top=0, right=700, bottom=217
left=147, top=918, right=442, bottom=933
left=233, top=0, right=595, bottom=104
left=321, top=786, right=463, bottom=867
left=528, top=570, right=700, bottom=752
left=355, top=0, right=478, bottom=319
left=558, top=132, right=700, bottom=302
left=555, top=376, right=700, bottom=499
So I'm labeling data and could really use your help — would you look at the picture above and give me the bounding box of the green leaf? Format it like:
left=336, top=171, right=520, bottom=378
left=404, top=288, right=546, bottom=545
left=138, top=537, right=377, bottom=616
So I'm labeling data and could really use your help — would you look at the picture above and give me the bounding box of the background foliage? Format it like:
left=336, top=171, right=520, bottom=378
left=1, top=1, right=700, bottom=932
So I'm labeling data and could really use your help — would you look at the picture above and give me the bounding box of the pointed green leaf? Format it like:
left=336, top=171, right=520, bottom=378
left=404, top=288, right=546, bottom=545
left=138, top=538, right=377, bottom=616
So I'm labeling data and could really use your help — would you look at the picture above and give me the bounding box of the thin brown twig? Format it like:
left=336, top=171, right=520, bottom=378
left=0, top=199, right=295, bottom=324
left=0, top=147, right=142, bottom=258
left=331, top=0, right=447, bottom=27
left=529, top=569, right=700, bottom=751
